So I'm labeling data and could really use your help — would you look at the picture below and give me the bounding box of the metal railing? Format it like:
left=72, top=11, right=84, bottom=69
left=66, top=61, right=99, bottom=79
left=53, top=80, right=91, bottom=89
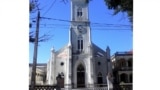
left=113, top=84, right=132, bottom=90
left=71, top=87, right=108, bottom=90
left=29, top=84, right=108, bottom=90
left=29, top=84, right=132, bottom=90
left=29, top=85, right=57, bottom=90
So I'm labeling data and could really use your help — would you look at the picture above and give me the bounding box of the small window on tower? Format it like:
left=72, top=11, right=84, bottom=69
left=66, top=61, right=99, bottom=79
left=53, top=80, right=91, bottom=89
left=81, top=40, right=83, bottom=50
left=78, top=40, right=80, bottom=49
left=77, top=7, right=82, bottom=17
left=77, top=36, right=83, bottom=52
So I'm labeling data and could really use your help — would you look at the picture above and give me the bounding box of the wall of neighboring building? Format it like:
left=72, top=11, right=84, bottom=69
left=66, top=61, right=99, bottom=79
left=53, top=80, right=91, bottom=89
left=29, top=64, right=47, bottom=85
left=111, top=52, right=133, bottom=90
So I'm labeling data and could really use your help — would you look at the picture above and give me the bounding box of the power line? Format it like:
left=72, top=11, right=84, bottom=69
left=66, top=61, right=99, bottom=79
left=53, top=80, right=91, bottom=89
left=91, top=22, right=131, bottom=27
left=41, top=17, right=71, bottom=22
left=40, top=0, right=54, bottom=10
left=32, top=23, right=131, bottom=27
left=31, top=23, right=131, bottom=30
left=40, top=16, right=132, bottom=27
left=42, top=0, right=57, bottom=16
left=31, top=26, right=131, bottom=31
left=30, top=17, right=132, bottom=31
left=31, top=26, right=131, bottom=30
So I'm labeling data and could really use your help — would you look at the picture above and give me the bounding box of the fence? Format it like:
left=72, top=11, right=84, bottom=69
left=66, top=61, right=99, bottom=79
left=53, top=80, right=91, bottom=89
left=29, top=84, right=108, bottom=90
left=29, top=84, right=132, bottom=90
left=29, top=85, right=57, bottom=90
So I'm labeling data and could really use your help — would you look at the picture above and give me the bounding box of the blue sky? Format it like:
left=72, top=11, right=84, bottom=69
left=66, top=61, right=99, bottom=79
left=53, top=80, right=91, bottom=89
left=29, top=0, right=133, bottom=63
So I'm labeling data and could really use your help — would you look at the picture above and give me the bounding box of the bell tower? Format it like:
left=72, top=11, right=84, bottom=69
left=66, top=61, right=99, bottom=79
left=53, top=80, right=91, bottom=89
left=46, top=0, right=108, bottom=89
left=71, top=0, right=89, bottom=21
left=69, top=0, right=92, bottom=54
left=69, top=0, right=94, bottom=88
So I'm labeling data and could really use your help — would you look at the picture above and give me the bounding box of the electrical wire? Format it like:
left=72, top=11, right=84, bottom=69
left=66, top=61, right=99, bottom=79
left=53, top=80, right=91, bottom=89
left=40, top=16, right=132, bottom=27
left=31, top=26, right=131, bottom=31
left=42, top=0, right=57, bottom=16
left=30, top=16, right=132, bottom=31
left=31, top=23, right=132, bottom=30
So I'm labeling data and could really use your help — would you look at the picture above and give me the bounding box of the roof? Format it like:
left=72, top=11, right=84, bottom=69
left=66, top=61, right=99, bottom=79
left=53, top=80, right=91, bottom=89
left=115, top=49, right=133, bottom=55
left=29, top=63, right=47, bottom=67
left=92, top=43, right=106, bottom=57
left=127, top=50, right=133, bottom=54
left=111, top=50, right=133, bottom=58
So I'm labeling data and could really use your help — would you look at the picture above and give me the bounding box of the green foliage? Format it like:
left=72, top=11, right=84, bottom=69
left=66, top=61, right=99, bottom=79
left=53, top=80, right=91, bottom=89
left=104, top=0, right=133, bottom=23
left=29, top=1, right=37, bottom=43
left=29, top=0, right=53, bottom=43
left=85, top=0, right=92, bottom=4
left=29, top=0, right=39, bottom=13
left=30, top=2, right=35, bottom=12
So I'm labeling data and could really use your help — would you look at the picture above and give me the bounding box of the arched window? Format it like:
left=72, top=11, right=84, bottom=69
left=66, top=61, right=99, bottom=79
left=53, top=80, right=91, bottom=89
left=128, top=58, right=133, bottom=67
left=98, top=72, right=102, bottom=77
left=77, top=64, right=84, bottom=71
left=77, top=36, right=83, bottom=52
left=120, top=73, right=128, bottom=83
left=77, top=7, right=82, bottom=17
left=129, top=74, right=132, bottom=83
left=120, top=58, right=126, bottom=67
left=77, top=64, right=85, bottom=87
left=97, top=72, right=103, bottom=87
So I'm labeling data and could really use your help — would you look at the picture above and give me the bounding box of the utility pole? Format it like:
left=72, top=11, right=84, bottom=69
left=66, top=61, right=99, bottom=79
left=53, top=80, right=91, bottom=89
left=30, top=11, right=40, bottom=90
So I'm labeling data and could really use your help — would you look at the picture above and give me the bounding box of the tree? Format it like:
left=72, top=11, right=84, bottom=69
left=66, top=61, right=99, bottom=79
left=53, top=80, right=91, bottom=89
left=85, top=0, right=91, bottom=3
left=104, top=0, right=133, bottom=23
left=30, top=1, right=36, bottom=13
left=29, top=0, right=53, bottom=43
left=29, top=0, right=70, bottom=43
left=29, top=0, right=38, bottom=43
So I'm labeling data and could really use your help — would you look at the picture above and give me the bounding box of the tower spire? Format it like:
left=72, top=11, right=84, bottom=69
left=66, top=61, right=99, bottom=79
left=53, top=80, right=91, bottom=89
left=106, top=46, right=110, bottom=59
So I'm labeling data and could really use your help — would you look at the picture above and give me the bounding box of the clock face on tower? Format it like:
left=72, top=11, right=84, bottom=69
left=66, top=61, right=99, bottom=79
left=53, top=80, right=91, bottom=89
left=77, top=25, right=83, bottom=30
left=77, top=25, right=86, bottom=34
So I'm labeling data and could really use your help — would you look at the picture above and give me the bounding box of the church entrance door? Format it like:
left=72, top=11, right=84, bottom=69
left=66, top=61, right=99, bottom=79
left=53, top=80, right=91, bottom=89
left=77, top=64, right=85, bottom=88
left=97, top=77, right=103, bottom=87
left=97, top=72, right=103, bottom=87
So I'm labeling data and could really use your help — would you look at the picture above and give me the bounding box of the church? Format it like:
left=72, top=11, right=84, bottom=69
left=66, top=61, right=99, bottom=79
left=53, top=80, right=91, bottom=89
left=46, top=0, right=112, bottom=89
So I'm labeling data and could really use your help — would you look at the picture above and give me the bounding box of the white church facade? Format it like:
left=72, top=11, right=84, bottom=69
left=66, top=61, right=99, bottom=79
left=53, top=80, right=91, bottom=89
left=46, top=0, right=112, bottom=89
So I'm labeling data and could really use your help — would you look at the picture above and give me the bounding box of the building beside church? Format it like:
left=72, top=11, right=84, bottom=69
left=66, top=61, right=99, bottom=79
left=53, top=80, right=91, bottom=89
left=29, top=63, right=47, bottom=85
left=46, top=0, right=112, bottom=89
left=111, top=51, right=133, bottom=90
